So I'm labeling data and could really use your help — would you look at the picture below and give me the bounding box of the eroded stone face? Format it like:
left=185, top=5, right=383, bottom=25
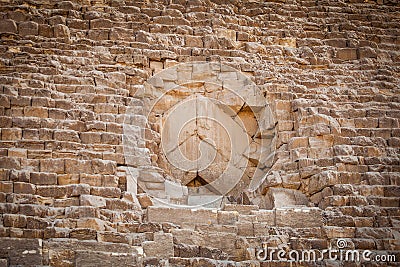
left=124, top=62, right=277, bottom=205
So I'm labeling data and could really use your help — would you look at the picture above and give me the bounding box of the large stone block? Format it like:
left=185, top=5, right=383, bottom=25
left=70, top=228, right=97, bottom=240
left=80, top=194, right=106, bottom=208
left=0, top=238, right=42, bottom=266
left=147, top=206, right=218, bottom=225
left=40, top=159, right=65, bottom=174
left=217, top=210, right=239, bottom=225
left=275, top=207, right=323, bottom=228
left=65, top=206, right=98, bottom=219
left=3, top=214, right=27, bottom=228
left=30, top=172, right=57, bottom=185
left=263, top=188, right=309, bottom=209
left=0, top=19, right=17, bottom=33
left=91, top=186, right=121, bottom=198
left=336, top=48, right=358, bottom=60
left=76, top=218, right=106, bottom=231
left=172, top=228, right=239, bottom=258
left=143, top=232, right=174, bottom=258
left=75, top=250, right=137, bottom=267
left=223, top=204, right=259, bottom=215
left=2, top=128, right=22, bottom=140
left=53, top=130, right=80, bottom=142
left=80, top=132, right=102, bottom=144
left=251, top=210, right=275, bottom=225
left=13, top=182, right=35, bottom=194
left=19, top=21, right=38, bottom=36
left=0, top=181, right=13, bottom=193
left=97, top=231, right=130, bottom=244
left=54, top=24, right=70, bottom=38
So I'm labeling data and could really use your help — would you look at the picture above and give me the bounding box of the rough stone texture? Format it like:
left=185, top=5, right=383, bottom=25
left=0, top=0, right=399, bottom=266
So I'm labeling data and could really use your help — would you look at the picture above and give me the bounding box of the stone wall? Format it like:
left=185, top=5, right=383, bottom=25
left=0, top=0, right=399, bottom=266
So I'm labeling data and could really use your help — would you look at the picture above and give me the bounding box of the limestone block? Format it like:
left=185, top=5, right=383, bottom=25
left=2, top=128, right=22, bottom=140
left=144, top=182, right=164, bottom=190
left=143, top=232, right=174, bottom=258
left=90, top=18, right=112, bottom=29
left=80, top=174, right=102, bottom=186
left=19, top=21, right=38, bottom=36
left=215, top=28, right=236, bottom=41
left=23, top=106, right=48, bottom=118
left=358, top=47, right=377, bottom=58
left=0, top=19, right=17, bottom=33
left=91, top=187, right=121, bottom=198
left=139, top=168, right=165, bottom=183
left=264, top=188, right=309, bottom=209
left=0, top=238, right=42, bottom=266
left=3, top=214, right=27, bottom=228
left=91, top=159, right=116, bottom=175
left=245, top=42, right=265, bottom=54
left=308, top=170, right=339, bottom=194
left=80, top=132, right=101, bottom=144
left=54, top=24, right=70, bottom=38
left=0, top=181, right=13, bottom=193
left=65, top=206, right=98, bottom=219
left=223, top=204, right=259, bottom=215
left=76, top=218, right=105, bottom=231
left=275, top=207, right=323, bottom=228
left=137, top=194, right=153, bottom=209
left=105, top=198, right=136, bottom=210
left=164, top=180, right=187, bottom=199
left=98, top=231, right=130, bottom=244
left=185, top=35, right=203, bottom=47
left=238, top=214, right=256, bottom=223
left=80, top=195, right=106, bottom=208
left=288, top=137, right=308, bottom=150
left=217, top=210, right=239, bottom=225
left=147, top=206, right=218, bottom=225
left=323, top=226, right=355, bottom=238
left=336, top=48, right=358, bottom=60
left=26, top=216, right=50, bottom=229
left=12, top=117, right=38, bottom=130
left=125, top=148, right=151, bottom=167
left=253, top=222, right=271, bottom=236
left=13, top=182, right=35, bottom=194
left=251, top=210, right=275, bottom=225
left=150, top=61, right=163, bottom=75
left=70, top=228, right=97, bottom=240
left=199, top=246, right=229, bottom=260
left=53, top=130, right=80, bottom=142
left=103, top=175, right=119, bottom=187
left=174, top=243, right=200, bottom=258
left=7, top=148, right=26, bottom=158
left=38, top=159, right=64, bottom=174
left=30, top=172, right=57, bottom=185
left=171, top=228, right=238, bottom=256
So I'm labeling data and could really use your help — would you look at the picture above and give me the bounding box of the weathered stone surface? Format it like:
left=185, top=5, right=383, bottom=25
left=75, top=250, right=137, bottom=266
left=275, top=207, right=323, bottom=228
left=147, top=206, right=218, bottom=226
left=223, top=204, right=259, bottom=215
left=143, top=232, right=174, bottom=258
left=0, top=238, right=42, bottom=266
left=70, top=228, right=97, bottom=240
left=80, top=194, right=106, bottom=208
left=137, top=193, right=154, bottom=208
left=171, top=228, right=239, bottom=259
left=263, top=188, right=309, bottom=209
